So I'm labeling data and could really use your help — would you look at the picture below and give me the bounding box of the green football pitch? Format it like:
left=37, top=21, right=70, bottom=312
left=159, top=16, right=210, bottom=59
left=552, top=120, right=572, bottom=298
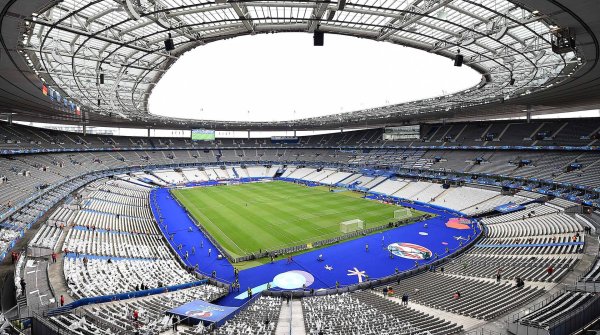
left=172, top=181, right=422, bottom=260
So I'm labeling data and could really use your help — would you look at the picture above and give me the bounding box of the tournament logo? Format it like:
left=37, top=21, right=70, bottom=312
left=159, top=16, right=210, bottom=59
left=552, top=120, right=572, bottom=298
left=446, top=217, right=472, bottom=230
left=503, top=203, right=520, bottom=210
left=186, top=310, right=213, bottom=318
left=387, top=242, right=432, bottom=260
left=272, top=270, right=315, bottom=290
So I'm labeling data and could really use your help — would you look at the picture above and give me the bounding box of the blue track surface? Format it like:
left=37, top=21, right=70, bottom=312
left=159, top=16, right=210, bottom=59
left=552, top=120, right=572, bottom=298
left=150, top=183, right=480, bottom=307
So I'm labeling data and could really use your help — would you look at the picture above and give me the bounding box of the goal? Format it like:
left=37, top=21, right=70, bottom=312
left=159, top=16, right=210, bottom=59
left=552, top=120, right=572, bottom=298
left=394, top=208, right=412, bottom=220
left=340, top=219, right=364, bottom=233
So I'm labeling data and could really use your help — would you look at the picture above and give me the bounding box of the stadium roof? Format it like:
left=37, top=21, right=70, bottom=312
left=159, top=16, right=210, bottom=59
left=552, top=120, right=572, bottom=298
left=0, top=0, right=599, bottom=130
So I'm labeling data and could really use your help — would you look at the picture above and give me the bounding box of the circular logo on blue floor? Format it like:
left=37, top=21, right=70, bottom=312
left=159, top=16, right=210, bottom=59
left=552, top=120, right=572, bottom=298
left=272, top=270, right=315, bottom=289
left=388, top=242, right=432, bottom=260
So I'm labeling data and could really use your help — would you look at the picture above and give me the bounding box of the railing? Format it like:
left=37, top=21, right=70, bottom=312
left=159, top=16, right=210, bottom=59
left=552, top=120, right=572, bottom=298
left=214, top=291, right=264, bottom=327
left=0, top=144, right=600, bottom=155
left=75, top=308, right=127, bottom=335
left=567, top=281, right=600, bottom=293
left=546, top=294, right=600, bottom=335
left=27, top=246, right=53, bottom=258
left=570, top=235, right=599, bottom=287
left=464, top=328, right=507, bottom=335
left=2, top=143, right=600, bottom=157
left=31, top=311, right=63, bottom=335
left=46, top=279, right=208, bottom=315
left=506, top=289, right=569, bottom=325
left=149, top=314, right=198, bottom=335
left=4, top=319, right=28, bottom=335
left=506, top=291, right=600, bottom=335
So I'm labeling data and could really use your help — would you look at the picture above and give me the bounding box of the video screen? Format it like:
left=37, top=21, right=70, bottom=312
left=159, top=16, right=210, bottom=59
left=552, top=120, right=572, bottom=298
left=191, top=129, right=216, bottom=141
left=383, top=125, right=421, bottom=141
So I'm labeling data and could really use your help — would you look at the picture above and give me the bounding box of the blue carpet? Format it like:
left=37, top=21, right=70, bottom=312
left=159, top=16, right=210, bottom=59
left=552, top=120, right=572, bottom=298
left=150, top=184, right=480, bottom=307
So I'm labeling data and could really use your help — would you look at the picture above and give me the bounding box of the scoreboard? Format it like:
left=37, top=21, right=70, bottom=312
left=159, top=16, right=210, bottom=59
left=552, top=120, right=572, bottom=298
left=191, top=129, right=215, bottom=141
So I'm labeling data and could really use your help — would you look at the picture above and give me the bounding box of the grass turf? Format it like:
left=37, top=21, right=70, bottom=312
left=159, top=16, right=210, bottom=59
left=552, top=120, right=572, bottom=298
left=172, top=181, right=423, bottom=260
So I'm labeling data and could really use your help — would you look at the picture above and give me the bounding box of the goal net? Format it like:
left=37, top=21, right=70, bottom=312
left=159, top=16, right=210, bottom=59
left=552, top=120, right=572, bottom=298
left=340, top=219, right=364, bottom=233
left=394, top=208, right=412, bottom=220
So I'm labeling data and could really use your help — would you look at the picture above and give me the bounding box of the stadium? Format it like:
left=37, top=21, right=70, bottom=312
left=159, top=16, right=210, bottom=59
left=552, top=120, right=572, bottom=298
left=0, top=0, right=599, bottom=334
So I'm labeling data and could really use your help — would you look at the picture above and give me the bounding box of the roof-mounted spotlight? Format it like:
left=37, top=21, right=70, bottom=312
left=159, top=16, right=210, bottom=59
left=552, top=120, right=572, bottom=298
left=164, top=33, right=175, bottom=51
left=313, top=31, right=324, bottom=46
left=454, top=49, right=463, bottom=67
left=551, top=27, right=576, bottom=54
left=99, top=67, right=104, bottom=85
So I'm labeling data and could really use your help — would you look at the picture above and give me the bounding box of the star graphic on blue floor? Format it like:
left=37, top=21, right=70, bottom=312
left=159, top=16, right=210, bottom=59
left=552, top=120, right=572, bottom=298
left=324, top=265, right=333, bottom=271
left=347, top=267, right=367, bottom=282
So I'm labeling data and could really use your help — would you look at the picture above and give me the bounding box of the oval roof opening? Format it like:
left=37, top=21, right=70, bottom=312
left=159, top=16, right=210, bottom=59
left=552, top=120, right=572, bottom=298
left=149, top=33, right=481, bottom=122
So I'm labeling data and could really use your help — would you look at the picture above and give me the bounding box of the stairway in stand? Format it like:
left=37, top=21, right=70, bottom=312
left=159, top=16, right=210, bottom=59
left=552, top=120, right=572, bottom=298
left=275, top=299, right=306, bottom=335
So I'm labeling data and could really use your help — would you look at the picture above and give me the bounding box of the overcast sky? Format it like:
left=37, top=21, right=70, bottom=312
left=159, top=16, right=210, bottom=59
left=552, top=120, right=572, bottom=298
left=148, top=33, right=482, bottom=122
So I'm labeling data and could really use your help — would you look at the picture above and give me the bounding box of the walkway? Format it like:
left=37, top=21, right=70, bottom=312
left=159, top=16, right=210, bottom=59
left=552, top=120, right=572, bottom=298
left=275, top=299, right=306, bottom=335
left=47, top=225, right=74, bottom=306
left=23, top=258, right=55, bottom=316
